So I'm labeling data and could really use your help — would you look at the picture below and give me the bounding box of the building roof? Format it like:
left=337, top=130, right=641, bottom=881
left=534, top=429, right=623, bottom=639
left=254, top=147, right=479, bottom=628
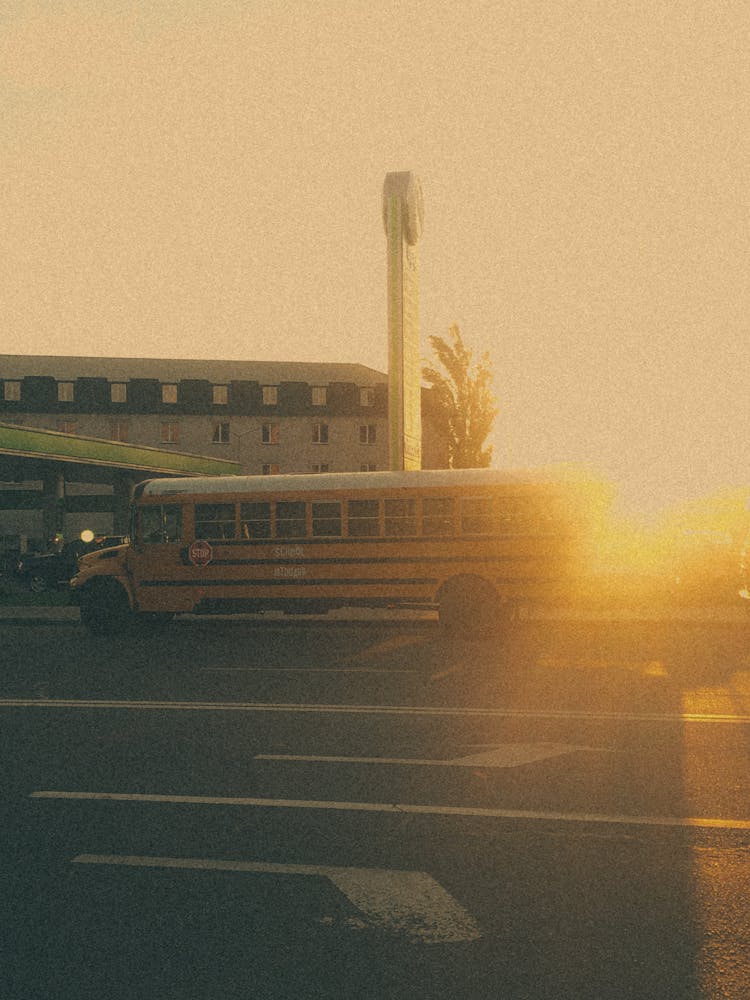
left=0, top=355, right=387, bottom=386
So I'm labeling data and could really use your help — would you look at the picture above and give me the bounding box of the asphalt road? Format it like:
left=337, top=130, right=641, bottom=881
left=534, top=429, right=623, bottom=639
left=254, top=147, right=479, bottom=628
left=2, top=614, right=750, bottom=999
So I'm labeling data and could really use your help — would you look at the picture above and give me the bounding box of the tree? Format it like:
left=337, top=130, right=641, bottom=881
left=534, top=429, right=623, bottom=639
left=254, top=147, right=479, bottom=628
left=422, top=324, right=498, bottom=468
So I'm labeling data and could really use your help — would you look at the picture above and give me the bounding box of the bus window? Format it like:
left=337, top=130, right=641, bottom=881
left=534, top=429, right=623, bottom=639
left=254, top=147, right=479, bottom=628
left=276, top=501, right=306, bottom=538
left=461, top=497, right=493, bottom=534
left=195, top=503, right=236, bottom=540
left=497, top=497, right=530, bottom=534
left=240, top=501, right=272, bottom=539
left=163, top=504, right=182, bottom=543
left=128, top=503, right=138, bottom=544
left=347, top=499, right=380, bottom=537
left=141, top=503, right=182, bottom=544
left=312, top=501, right=342, bottom=537
left=384, top=498, right=417, bottom=536
left=422, top=497, right=455, bottom=536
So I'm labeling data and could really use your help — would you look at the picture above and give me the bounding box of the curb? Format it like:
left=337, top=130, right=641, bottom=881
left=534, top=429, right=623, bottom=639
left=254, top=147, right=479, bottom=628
left=0, top=605, right=746, bottom=625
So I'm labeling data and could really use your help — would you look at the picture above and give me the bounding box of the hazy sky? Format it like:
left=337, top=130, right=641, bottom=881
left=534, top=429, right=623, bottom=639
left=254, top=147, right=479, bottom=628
left=2, top=1, right=748, bottom=517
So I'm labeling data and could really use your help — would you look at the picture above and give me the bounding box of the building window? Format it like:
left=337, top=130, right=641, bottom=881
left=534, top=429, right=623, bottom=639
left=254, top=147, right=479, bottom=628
left=3, top=381, right=21, bottom=401
left=56, top=419, right=77, bottom=434
left=312, top=463, right=329, bottom=473
left=359, top=424, right=376, bottom=444
left=213, top=384, right=228, bottom=405
left=360, top=387, right=375, bottom=407
left=110, top=382, right=127, bottom=403
left=212, top=421, right=230, bottom=444
left=262, top=463, right=280, bottom=475
left=360, top=463, right=377, bottom=472
left=262, top=385, right=278, bottom=406
left=262, top=423, right=280, bottom=445
left=311, top=386, right=327, bottom=406
left=162, top=383, right=178, bottom=404
left=111, top=419, right=129, bottom=442
left=312, top=423, right=329, bottom=444
left=160, top=421, right=179, bottom=444
left=57, top=381, right=74, bottom=402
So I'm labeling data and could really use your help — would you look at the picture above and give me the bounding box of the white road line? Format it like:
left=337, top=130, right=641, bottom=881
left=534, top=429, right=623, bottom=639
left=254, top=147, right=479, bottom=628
left=200, top=667, right=418, bottom=674
left=31, top=790, right=750, bottom=831
left=3, top=698, right=749, bottom=724
left=429, top=666, right=465, bottom=681
left=255, top=744, right=608, bottom=768
left=71, top=853, right=481, bottom=944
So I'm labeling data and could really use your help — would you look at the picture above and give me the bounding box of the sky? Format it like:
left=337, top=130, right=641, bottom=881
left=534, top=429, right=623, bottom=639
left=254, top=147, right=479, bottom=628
left=2, top=1, right=748, bottom=519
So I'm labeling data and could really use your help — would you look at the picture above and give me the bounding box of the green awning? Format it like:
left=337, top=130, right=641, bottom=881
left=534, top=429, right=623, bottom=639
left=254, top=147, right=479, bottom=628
left=0, top=422, right=240, bottom=477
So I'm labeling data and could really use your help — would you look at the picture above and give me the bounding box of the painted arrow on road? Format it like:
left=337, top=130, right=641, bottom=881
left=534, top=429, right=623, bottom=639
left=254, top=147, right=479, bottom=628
left=72, top=854, right=482, bottom=944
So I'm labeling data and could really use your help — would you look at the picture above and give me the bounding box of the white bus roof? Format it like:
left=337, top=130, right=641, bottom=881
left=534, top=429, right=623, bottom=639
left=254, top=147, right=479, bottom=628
left=137, top=467, right=593, bottom=498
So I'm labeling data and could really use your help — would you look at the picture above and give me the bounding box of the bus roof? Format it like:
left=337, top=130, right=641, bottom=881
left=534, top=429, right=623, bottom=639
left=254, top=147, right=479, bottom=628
left=135, top=467, right=596, bottom=498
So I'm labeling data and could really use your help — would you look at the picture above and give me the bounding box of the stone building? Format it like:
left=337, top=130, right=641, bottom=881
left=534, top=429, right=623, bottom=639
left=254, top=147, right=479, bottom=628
left=0, top=354, right=446, bottom=551
left=0, top=355, right=391, bottom=475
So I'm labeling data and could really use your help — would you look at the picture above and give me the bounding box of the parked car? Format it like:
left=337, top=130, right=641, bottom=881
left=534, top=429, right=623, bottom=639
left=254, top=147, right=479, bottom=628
left=15, top=536, right=127, bottom=592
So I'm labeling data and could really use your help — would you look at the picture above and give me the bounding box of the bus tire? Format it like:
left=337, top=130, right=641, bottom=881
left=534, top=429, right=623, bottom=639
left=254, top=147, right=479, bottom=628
left=438, top=575, right=504, bottom=636
left=79, top=579, right=133, bottom=636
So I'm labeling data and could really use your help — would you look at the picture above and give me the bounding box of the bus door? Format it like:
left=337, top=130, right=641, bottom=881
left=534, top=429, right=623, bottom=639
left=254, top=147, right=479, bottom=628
left=127, top=502, right=185, bottom=606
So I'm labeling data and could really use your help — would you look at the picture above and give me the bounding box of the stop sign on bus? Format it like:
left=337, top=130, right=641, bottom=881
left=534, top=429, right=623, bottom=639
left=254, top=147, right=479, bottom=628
left=188, top=539, right=213, bottom=566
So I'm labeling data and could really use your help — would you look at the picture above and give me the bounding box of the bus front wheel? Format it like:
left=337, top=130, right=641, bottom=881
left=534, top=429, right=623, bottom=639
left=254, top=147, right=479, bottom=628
left=79, top=580, right=133, bottom=636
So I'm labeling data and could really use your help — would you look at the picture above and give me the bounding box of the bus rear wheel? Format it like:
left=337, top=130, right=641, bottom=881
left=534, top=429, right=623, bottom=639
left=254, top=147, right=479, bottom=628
left=438, top=575, right=510, bottom=636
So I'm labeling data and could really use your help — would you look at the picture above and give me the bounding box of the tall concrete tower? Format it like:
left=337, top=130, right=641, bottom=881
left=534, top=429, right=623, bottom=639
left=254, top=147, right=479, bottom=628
left=382, top=171, right=424, bottom=471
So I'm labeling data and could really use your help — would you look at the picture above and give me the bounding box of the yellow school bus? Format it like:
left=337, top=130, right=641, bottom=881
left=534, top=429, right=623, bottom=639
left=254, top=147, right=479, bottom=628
left=70, top=468, right=602, bottom=634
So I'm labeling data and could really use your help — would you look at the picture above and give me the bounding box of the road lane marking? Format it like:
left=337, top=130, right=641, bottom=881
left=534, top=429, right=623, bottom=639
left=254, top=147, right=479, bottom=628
left=3, top=698, right=750, bottom=724
left=71, top=853, right=481, bottom=944
left=200, top=667, right=418, bottom=674
left=429, top=666, right=465, bottom=681
left=255, top=744, right=608, bottom=768
left=31, top=790, right=750, bottom=831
